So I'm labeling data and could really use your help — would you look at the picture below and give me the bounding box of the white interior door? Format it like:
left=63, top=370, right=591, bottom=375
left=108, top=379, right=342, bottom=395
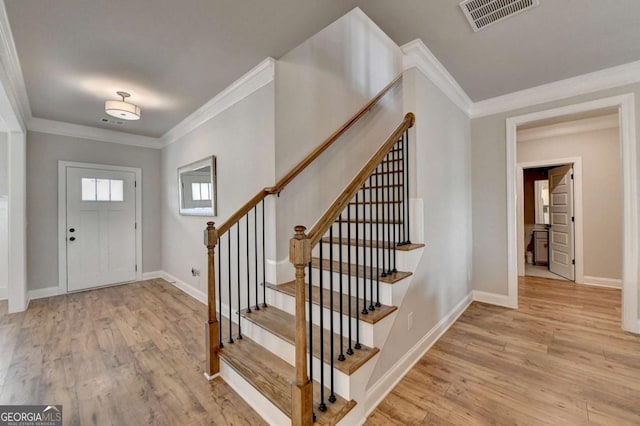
left=66, top=167, right=137, bottom=291
left=549, top=165, right=575, bottom=280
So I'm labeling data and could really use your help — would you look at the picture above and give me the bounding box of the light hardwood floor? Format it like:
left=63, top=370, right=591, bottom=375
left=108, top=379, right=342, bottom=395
left=0, top=279, right=266, bottom=426
left=367, top=276, right=640, bottom=425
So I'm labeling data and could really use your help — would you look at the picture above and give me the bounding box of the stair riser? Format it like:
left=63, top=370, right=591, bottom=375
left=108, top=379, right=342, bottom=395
left=343, top=202, right=407, bottom=218
left=313, top=243, right=402, bottom=271
left=328, top=222, right=407, bottom=243
left=266, top=287, right=376, bottom=347
left=238, top=316, right=354, bottom=399
left=308, top=268, right=394, bottom=306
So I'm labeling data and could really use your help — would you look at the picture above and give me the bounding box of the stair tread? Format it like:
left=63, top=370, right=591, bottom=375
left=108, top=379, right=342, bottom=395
left=240, top=306, right=379, bottom=375
left=312, top=257, right=412, bottom=284
left=335, top=218, right=403, bottom=224
left=321, top=237, right=425, bottom=252
left=267, top=282, right=397, bottom=325
left=219, top=320, right=356, bottom=425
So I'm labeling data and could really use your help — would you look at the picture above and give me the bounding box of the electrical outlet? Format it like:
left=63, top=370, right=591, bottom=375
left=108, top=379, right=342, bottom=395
left=408, top=312, right=414, bottom=331
left=191, top=268, right=200, bottom=277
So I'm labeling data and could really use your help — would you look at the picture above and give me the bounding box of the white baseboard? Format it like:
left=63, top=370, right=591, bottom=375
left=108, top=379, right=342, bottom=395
left=473, top=290, right=516, bottom=308
left=0, top=287, right=6, bottom=300
left=582, top=275, right=622, bottom=289
left=142, top=271, right=164, bottom=280
left=364, top=291, right=473, bottom=418
left=159, top=271, right=207, bottom=305
left=27, top=286, right=60, bottom=303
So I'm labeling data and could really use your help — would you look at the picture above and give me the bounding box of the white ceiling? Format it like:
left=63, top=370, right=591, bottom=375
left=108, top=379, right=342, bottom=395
left=5, top=0, right=640, bottom=138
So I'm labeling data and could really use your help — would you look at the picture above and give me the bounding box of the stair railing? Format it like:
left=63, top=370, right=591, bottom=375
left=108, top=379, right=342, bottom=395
left=290, top=112, right=415, bottom=424
left=203, top=75, right=403, bottom=381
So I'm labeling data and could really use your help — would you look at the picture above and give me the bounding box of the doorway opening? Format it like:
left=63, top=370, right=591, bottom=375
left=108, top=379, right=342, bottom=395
left=58, top=161, right=142, bottom=294
left=506, top=94, right=638, bottom=333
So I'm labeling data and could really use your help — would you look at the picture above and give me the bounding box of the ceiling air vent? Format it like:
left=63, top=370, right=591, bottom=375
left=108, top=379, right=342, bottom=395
left=100, top=117, right=125, bottom=125
left=460, top=0, right=539, bottom=32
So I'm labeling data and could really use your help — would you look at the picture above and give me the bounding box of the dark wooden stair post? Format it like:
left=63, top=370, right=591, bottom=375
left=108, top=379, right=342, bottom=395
left=205, top=221, right=220, bottom=379
left=290, top=225, right=313, bottom=426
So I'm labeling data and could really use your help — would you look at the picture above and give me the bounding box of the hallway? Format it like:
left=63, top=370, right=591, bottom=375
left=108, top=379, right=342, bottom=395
left=367, top=276, right=640, bottom=425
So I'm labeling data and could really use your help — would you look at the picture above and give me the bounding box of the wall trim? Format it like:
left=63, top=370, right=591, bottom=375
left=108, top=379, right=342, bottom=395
left=27, top=286, right=60, bottom=304
left=161, top=57, right=275, bottom=147
left=364, top=292, right=473, bottom=418
left=0, top=1, right=30, bottom=130
left=505, top=93, right=638, bottom=332
left=28, top=118, right=162, bottom=149
left=401, top=39, right=473, bottom=115
left=160, top=271, right=207, bottom=305
left=517, top=157, right=584, bottom=285
left=583, top=276, right=622, bottom=289
left=471, top=60, right=640, bottom=118
left=472, top=290, right=516, bottom=308
left=517, top=114, right=619, bottom=142
left=57, top=161, right=143, bottom=295
left=142, top=271, right=164, bottom=280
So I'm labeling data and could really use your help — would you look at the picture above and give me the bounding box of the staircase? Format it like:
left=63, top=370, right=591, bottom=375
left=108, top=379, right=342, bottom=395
left=203, top=77, right=424, bottom=425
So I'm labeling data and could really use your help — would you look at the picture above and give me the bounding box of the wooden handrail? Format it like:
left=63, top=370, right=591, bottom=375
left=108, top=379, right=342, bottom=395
left=216, top=74, right=403, bottom=237
left=307, top=112, right=415, bottom=247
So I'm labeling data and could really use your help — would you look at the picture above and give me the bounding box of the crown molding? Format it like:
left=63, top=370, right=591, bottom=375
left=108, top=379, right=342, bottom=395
left=160, top=57, right=275, bottom=147
left=517, top=113, right=619, bottom=142
left=401, top=39, right=473, bottom=115
left=28, top=117, right=161, bottom=149
left=470, top=60, right=640, bottom=118
left=0, top=0, right=31, bottom=131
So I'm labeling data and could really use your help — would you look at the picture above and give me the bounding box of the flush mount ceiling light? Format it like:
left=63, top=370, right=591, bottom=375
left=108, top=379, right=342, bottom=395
left=105, top=91, right=141, bottom=120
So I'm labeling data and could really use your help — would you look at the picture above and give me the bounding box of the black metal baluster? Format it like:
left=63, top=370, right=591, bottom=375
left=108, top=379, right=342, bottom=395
left=318, top=242, right=326, bottom=412
left=405, top=130, right=411, bottom=244
left=218, top=238, right=223, bottom=348
left=354, top=191, right=361, bottom=350
left=386, top=152, right=392, bottom=275
left=347, top=201, right=354, bottom=356
left=246, top=215, right=251, bottom=314
left=380, top=156, right=387, bottom=278
left=398, top=138, right=406, bottom=245
left=361, top=183, right=368, bottom=316
left=254, top=206, right=259, bottom=310
left=308, top=261, right=314, bottom=401
left=375, top=166, right=381, bottom=308
left=262, top=200, right=267, bottom=307
left=227, top=234, right=233, bottom=344
left=392, top=145, right=398, bottom=273
left=236, top=224, right=242, bottom=339
left=328, top=225, right=336, bottom=404
left=368, top=175, right=375, bottom=312
left=338, top=214, right=345, bottom=362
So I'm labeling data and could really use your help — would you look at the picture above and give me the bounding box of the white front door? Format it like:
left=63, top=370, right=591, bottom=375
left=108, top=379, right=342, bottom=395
left=66, top=167, right=137, bottom=291
left=548, top=165, right=575, bottom=281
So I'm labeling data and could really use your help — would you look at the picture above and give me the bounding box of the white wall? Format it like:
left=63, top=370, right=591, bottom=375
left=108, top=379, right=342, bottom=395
left=471, top=83, right=640, bottom=316
left=0, top=134, right=6, bottom=298
left=367, top=66, right=472, bottom=384
left=161, top=83, right=275, bottom=296
left=518, top=127, right=622, bottom=280
left=274, top=7, right=403, bottom=261
left=26, top=131, right=162, bottom=290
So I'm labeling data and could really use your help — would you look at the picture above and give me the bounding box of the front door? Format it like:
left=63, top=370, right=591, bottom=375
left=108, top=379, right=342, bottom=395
left=66, top=167, right=137, bottom=291
left=548, top=165, right=575, bottom=280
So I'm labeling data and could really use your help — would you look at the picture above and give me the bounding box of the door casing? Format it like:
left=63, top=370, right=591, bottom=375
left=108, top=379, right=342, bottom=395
left=58, top=161, right=142, bottom=294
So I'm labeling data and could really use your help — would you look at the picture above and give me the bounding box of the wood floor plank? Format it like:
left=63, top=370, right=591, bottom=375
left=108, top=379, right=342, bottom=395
left=367, top=276, right=640, bottom=425
left=0, top=279, right=265, bottom=425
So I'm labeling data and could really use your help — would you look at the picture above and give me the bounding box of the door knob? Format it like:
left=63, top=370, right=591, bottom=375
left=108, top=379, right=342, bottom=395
left=69, top=237, right=76, bottom=241
left=69, top=228, right=75, bottom=232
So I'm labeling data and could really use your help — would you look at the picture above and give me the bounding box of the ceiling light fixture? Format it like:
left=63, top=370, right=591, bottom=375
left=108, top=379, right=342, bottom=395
left=105, top=91, right=141, bottom=120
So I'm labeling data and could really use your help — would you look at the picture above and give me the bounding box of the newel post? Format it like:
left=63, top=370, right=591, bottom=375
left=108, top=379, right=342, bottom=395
left=204, top=221, right=220, bottom=379
left=290, top=226, right=313, bottom=426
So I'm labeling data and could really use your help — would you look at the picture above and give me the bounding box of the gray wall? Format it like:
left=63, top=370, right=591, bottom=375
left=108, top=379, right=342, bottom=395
left=274, top=8, right=403, bottom=261
left=518, top=127, right=622, bottom=280
left=471, top=83, right=640, bottom=302
left=161, top=83, right=275, bottom=295
left=0, top=133, right=7, bottom=196
left=26, top=131, right=162, bottom=290
left=368, top=67, right=472, bottom=384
